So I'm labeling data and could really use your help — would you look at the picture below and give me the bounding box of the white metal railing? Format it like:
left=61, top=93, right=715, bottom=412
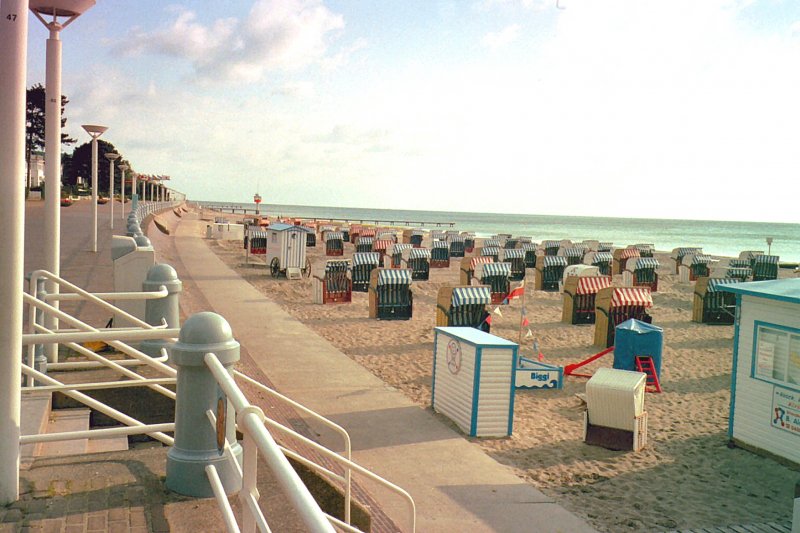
left=204, top=353, right=416, bottom=533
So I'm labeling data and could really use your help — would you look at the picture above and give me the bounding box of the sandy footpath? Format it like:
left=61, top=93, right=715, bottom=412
left=200, top=217, right=796, bottom=532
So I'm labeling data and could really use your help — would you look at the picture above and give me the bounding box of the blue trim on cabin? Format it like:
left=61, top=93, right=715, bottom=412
left=728, top=294, right=742, bottom=440
left=470, top=346, right=483, bottom=437
left=721, top=279, right=800, bottom=305
left=749, top=320, right=800, bottom=393
left=431, top=330, right=439, bottom=409
left=507, top=346, right=518, bottom=436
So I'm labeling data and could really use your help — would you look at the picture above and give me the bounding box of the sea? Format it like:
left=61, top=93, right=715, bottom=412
left=201, top=201, right=800, bottom=264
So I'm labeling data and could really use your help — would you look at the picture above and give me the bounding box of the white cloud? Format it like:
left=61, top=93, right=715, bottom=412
left=481, top=24, right=521, bottom=49
left=118, top=0, right=344, bottom=83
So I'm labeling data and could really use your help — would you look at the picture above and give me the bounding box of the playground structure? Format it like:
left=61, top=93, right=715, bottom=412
left=594, top=287, right=653, bottom=348
left=473, top=262, right=512, bottom=304
left=430, top=241, right=451, bottom=268
left=460, top=256, right=494, bottom=286
left=368, top=268, right=413, bottom=320
left=352, top=252, right=381, bottom=292
left=401, top=247, right=431, bottom=280
left=500, top=248, right=526, bottom=281
left=312, top=259, right=352, bottom=304
left=535, top=256, right=568, bottom=292
left=515, top=358, right=564, bottom=390
left=692, top=277, right=737, bottom=324
left=435, top=285, right=492, bottom=332
left=562, top=274, right=612, bottom=325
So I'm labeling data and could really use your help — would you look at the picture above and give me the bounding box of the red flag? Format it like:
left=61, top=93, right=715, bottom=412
left=521, top=316, right=530, bottom=327
left=506, top=280, right=525, bottom=301
left=485, top=315, right=492, bottom=325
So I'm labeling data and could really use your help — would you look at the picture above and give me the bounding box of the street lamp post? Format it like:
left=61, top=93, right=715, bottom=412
left=105, top=152, right=119, bottom=229
left=0, top=0, right=29, bottom=505
left=82, top=124, right=107, bottom=252
left=118, top=163, right=128, bottom=218
left=30, top=0, right=96, bottom=362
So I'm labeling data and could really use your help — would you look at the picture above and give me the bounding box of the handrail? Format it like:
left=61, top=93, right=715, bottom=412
left=22, top=325, right=179, bottom=345
left=43, top=286, right=169, bottom=302
left=21, top=377, right=176, bottom=393
left=20, top=423, right=175, bottom=444
left=204, top=353, right=336, bottom=533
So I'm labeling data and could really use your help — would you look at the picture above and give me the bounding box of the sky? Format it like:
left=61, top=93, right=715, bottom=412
left=23, top=0, right=800, bottom=222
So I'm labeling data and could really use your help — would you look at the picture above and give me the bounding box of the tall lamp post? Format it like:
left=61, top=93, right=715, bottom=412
left=105, top=152, right=119, bottom=229
left=82, top=124, right=106, bottom=252
left=0, top=0, right=29, bottom=505
left=30, top=0, right=96, bottom=361
left=118, top=163, right=128, bottom=218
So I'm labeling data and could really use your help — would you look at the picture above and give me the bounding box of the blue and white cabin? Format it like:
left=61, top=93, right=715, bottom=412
left=722, top=279, right=800, bottom=465
left=265, top=223, right=309, bottom=272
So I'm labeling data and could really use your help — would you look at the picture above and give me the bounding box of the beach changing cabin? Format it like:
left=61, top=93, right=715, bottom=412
left=432, top=327, right=517, bottom=437
left=584, top=368, right=648, bottom=451
left=431, top=240, right=451, bottom=268
left=368, top=268, right=413, bottom=320
left=625, top=257, right=660, bottom=292
left=389, top=243, right=414, bottom=268
left=401, top=247, right=431, bottom=280
left=352, top=252, right=380, bottom=292
left=692, top=277, right=737, bottom=324
left=752, top=255, right=780, bottom=281
left=501, top=248, right=526, bottom=281
left=265, top=223, right=310, bottom=278
left=671, top=247, right=702, bottom=274
left=323, top=231, right=345, bottom=256
left=613, top=247, right=640, bottom=276
left=474, top=262, right=512, bottom=304
left=356, top=236, right=374, bottom=253
left=522, top=242, right=538, bottom=269
left=562, top=274, right=613, bottom=325
left=594, top=287, right=654, bottom=348
left=312, top=259, right=352, bottom=304
left=436, top=286, right=492, bottom=332
left=720, top=279, right=800, bottom=465
left=460, top=256, right=494, bottom=286
left=585, top=251, right=613, bottom=276
left=536, top=256, right=568, bottom=292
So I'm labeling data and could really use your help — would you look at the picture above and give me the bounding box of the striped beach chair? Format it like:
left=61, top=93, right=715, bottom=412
left=585, top=251, right=613, bottom=276
left=504, top=238, right=518, bottom=250
left=373, top=239, right=394, bottom=263
left=692, top=277, right=737, bottom=324
left=562, top=275, right=613, bottom=325
left=462, top=232, right=476, bottom=253
left=689, top=254, right=715, bottom=281
left=312, top=259, right=352, bottom=304
left=480, top=246, right=500, bottom=263
left=408, top=229, right=424, bottom=248
left=323, top=231, right=344, bottom=256
left=356, top=236, right=374, bottom=253
left=430, top=240, right=450, bottom=268
left=542, top=240, right=561, bottom=256
left=389, top=243, right=414, bottom=268
left=536, top=256, right=568, bottom=292
left=559, top=246, right=585, bottom=266
left=352, top=252, right=380, bottom=292
left=436, top=285, right=492, bottom=332
left=613, top=247, right=640, bottom=275
left=301, top=226, right=316, bottom=247
left=474, top=262, right=512, bottom=304
left=369, top=268, right=413, bottom=320
left=448, top=234, right=466, bottom=258
left=630, top=257, right=660, bottom=291
left=401, top=247, right=431, bottom=280
left=460, top=256, right=494, bottom=286
left=594, top=287, right=654, bottom=348
left=634, top=243, right=655, bottom=258
left=522, top=242, right=538, bottom=269
left=501, top=248, right=526, bottom=281
left=752, top=254, right=779, bottom=281
left=671, top=247, right=702, bottom=274
left=246, top=229, right=268, bottom=257
left=723, top=259, right=752, bottom=281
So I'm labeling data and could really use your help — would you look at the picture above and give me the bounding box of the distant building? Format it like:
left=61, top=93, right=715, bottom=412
left=27, top=151, right=44, bottom=189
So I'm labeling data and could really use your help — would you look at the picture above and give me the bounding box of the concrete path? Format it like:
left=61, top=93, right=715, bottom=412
left=172, top=212, right=597, bottom=533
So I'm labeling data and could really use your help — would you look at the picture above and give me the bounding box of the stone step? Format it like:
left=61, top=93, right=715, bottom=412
left=19, top=391, right=52, bottom=470
left=38, top=408, right=91, bottom=457
left=85, top=434, right=130, bottom=454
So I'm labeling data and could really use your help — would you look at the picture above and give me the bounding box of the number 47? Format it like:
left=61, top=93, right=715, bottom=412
left=7, top=14, right=18, bottom=21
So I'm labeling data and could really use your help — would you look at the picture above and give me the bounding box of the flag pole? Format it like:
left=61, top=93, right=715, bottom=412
left=517, top=279, right=526, bottom=346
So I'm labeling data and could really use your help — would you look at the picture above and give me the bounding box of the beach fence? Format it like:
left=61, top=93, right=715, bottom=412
left=624, top=257, right=660, bottom=292
left=401, top=247, right=431, bottom=280
left=460, top=256, right=494, bottom=286
left=692, top=277, right=737, bottom=324
left=352, top=252, right=381, bottom=292
left=752, top=254, right=780, bottom=281
left=584, top=251, right=613, bottom=276
left=265, top=223, right=310, bottom=279
left=389, top=243, right=414, bottom=268
left=500, top=248, right=526, bottom=281
left=323, top=231, right=345, bottom=257
left=368, top=268, right=413, bottom=320
left=473, top=262, right=512, bottom=305
left=535, top=256, right=568, bottom=292
left=562, top=274, right=612, bottom=325
left=594, top=287, right=654, bottom=348
left=671, top=246, right=702, bottom=275
left=431, top=327, right=517, bottom=437
left=720, top=279, right=800, bottom=467
left=612, top=247, right=640, bottom=276
left=312, top=259, right=352, bottom=304
left=583, top=368, right=648, bottom=451
left=435, top=286, right=492, bottom=332
left=430, top=241, right=451, bottom=268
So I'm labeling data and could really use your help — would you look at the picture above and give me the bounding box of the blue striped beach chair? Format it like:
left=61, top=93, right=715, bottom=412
left=542, top=240, right=561, bottom=256
left=352, top=252, right=380, bottom=292
left=369, top=268, right=413, bottom=320
left=436, top=285, right=492, bottom=332
left=692, top=277, right=737, bottom=324
left=689, top=254, right=715, bottom=281
left=537, top=256, right=568, bottom=291
left=501, top=248, right=526, bottom=281
left=402, top=247, right=431, bottom=280
left=522, top=242, right=538, bottom=269
left=356, top=236, right=374, bottom=254
left=448, top=234, right=466, bottom=258
left=323, top=231, right=344, bottom=256
left=474, top=262, right=512, bottom=304
left=559, top=246, right=585, bottom=266
left=752, top=254, right=779, bottom=281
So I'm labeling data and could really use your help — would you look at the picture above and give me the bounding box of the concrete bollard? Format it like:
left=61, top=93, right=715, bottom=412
left=134, top=235, right=151, bottom=248
left=166, top=312, right=243, bottom=497
left=140, top=264, right=182, bottom=358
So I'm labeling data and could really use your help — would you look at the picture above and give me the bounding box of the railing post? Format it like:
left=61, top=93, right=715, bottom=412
left=166, top=312, right=243, bottom=497
left=34, top=277, right=48, bottom=377
left=140, top=264, right=182, bottom=358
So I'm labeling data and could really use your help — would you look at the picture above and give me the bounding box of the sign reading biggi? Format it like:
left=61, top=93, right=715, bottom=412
left=772, top=387, right=800, bottom=436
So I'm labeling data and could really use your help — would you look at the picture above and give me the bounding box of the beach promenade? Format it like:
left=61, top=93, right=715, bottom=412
left=7, top=198, right=598, bottom=532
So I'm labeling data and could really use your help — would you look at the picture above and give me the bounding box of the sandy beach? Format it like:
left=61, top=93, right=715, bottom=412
left=199, top=213, right=797, bottom=532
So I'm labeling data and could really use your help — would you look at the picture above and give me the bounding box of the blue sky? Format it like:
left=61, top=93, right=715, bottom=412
left=24, top=0, right=800, bottom=222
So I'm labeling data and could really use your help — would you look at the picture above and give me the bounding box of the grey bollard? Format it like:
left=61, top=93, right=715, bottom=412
left=134, top=235, right=151, bottom=248
left=166, top=312, right=243, bottom=497
left=140, top=264, right=182, bottom=358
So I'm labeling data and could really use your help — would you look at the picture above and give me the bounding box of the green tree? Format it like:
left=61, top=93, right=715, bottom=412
left=25, top=83, right=77, bottom=185
left=65, top=140, right=129, bottom=196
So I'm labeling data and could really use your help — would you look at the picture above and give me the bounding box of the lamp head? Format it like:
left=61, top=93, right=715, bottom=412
left=29, top=0, right=96, bottom=17
left=82, top=124, right=108, bottom=138
left=105, top=153, right=120, bottom=161
left=118, top=164, right=129, bottom=171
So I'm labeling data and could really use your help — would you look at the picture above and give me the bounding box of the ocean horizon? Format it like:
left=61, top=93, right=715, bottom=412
left=199, top=201, right=800, bottom=263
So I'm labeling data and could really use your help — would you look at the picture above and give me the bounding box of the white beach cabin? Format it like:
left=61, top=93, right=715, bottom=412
left=721, top=279, right=800, bottom=466
left=432, top=327, right=518, bottom=437
left=265, top=223, right=310, bottom=278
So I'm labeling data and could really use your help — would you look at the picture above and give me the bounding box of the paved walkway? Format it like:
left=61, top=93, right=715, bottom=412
left=169, top=211, right=597, bottom=532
